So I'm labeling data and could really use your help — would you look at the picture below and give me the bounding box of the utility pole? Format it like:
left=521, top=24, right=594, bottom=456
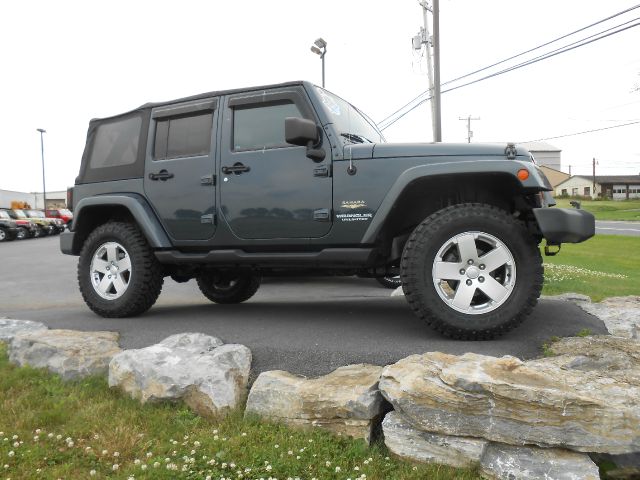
left=458, top=115, right=480, bottom=143
left=592, top=157, right=597, bottom=197
left=433, top=0, right=442, bottom=141
left=568, top=165, right=572, bottom=176
left=413, top=1, right=436, bottom=140
left=37, top=128, right=47, bottom=210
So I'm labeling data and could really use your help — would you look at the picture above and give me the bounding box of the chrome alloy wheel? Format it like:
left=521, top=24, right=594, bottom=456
left=90, top=241, right=132, bottom=300
left=431, top=231, right=516, bottom=315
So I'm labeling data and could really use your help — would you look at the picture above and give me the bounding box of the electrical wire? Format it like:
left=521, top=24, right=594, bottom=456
left=377, top=4, right=640, bottom=128
left=520, top=120, right=640, bottom=142
left=379, top=20, right=640, bottom=131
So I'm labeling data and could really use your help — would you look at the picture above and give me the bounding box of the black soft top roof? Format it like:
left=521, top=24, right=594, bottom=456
left=92, top=80, right=310, bottom=123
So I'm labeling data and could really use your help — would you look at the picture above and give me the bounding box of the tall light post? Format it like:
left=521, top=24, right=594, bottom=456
left=37, top=128, right=47, bottom=210
left=310, top=38, right=327, bottom=88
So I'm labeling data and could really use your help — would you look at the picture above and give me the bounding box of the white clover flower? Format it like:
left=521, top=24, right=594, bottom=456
left=3, top=464, right=8, bottom=469
left=67, top=441, right=74, bottom=448
left=128, top=477, right=135, bottom=480
left=212, top=429, right=218, bottom=434
left=266, top=465, right=272, bottom=472
left=141, top=465, right=147, bottom=471
left=183, top=435, right=189, bottom=440
left=146, top=451, right=153, bottom=458
left=213, top=435, right=219, bottom=441
left=164, top=458, right=170, bottom=463
left=274, top=444, right=279, bottom=449
left=335, top=466, right=341, bottom=472
left=191, top=449, right=196, bottom=455
left=153, top=462, right=160, bottom=468
left=134, top=459, right=141, bottom=465
left=47, top=433, right=54, bottom=438
left=222, top=463, right=227, bottom=468
left=12, top=442, right=18, bottom=448
left=101, top=450, right=108, bottom=455
left=354, top=466, right=360, bottom=471
left=325, top=461, right=331, bottom=467
left=11, top=435, right=17, bottom=440
left=93, top=434, right=99, bottom=440
left=206, top=476, right=212, bottom=480
left=113, top=452, right=119, bottom=457
left=288, top=450, right=293, bottom=455
left=230, top=463, right=235, bottom=468
left=308, top=439, right=313, bottom=443
left=89, top=470, right=96, bottom=476
left=112, top=464, right=119, bottom=471
left=8, top=452, right=14, bottom=457
left=85, top=446, right=92, bottom=452
left=241, top=433, right=247, bottom=437
left=296, top=456, right=300, bottom=460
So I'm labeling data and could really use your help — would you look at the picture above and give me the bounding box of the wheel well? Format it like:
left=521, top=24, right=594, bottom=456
left=71, top=205, right=135, bottom=254
left=376, top=172, right=530, bottom=262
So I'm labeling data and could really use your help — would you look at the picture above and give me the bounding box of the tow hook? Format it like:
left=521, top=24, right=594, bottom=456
left=570, top=200, right=581, bottom=209
left=544, top=243, right=561, bottom=256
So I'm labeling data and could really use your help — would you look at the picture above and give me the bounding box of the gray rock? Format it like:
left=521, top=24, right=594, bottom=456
left=245, top=364, right=385, bottom=442
left=0, top=318, right=48, bottom=342
left=109, top=333, right=251, bottom=417
left=540, top=292, right=592, bottom=303
left=9, top=329, right=121, bottom=380
left=480, top=443, right=599, bottom=480
left=382, top=411, right=487, bottom=467
left=576, top=296, right=640, bottom=339
left=379, top=348, right=640, bottom=454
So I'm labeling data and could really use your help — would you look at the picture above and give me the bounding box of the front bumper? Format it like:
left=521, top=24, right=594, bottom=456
left=533, top=207, right=595, bottom=244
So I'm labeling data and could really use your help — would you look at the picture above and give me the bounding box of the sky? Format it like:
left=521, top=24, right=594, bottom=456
left=1, top=0, right=639, bottom=193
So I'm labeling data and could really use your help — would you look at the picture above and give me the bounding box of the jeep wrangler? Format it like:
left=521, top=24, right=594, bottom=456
left=61, top=81, right=594, bottom=339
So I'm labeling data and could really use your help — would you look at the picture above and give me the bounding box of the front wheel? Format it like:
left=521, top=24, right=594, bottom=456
left=78, top=222, right=164, bottom=317
left=401, top=203, right=543, bottom=340
left=16, top=227, right=28, bottom=240
left=196, top=271, right=261, bottom=304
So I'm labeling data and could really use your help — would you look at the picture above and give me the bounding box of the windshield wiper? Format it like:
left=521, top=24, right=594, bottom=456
left=340, top=133, right=373, bottom=144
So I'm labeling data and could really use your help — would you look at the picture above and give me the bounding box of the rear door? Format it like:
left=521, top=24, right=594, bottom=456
left=144, top=98, right=219, bottom=241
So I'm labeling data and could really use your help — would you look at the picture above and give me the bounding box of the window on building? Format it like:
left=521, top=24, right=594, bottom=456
left=584, top=187, right=590, bottom=196
left=572, top=188, right=578, bottom=196
left=233, top=102, right=302, bottom=151
left=561, top=189, right=568, bottom=196
left=154, top=112, right=213, bottom=160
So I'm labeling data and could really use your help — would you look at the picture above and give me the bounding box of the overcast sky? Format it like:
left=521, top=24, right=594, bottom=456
left=1, top=0, right=639, bottom=193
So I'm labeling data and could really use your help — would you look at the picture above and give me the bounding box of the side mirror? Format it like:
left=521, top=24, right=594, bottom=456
left=285, top=117, right=318, bottom=146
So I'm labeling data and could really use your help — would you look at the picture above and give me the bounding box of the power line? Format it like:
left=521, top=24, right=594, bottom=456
left=377, top=4, right=640, bottom=128
left=380, top=20, right=640, bottom=131
left=520, top=120, right=640, bottom=142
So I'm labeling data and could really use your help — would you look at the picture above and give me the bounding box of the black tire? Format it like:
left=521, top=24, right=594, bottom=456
left=0, top=228, right=8, bottom=242
left=196, top=271, right=261, bottom=304
left=78, top=222, right=164, bottom=318
left=401, top=203, right=543, bottom=340
left=33, top=226, right=43, bottom=238
left=376, top=275, right=402, bottom=289
left=16, top=227, right=28, bottom=240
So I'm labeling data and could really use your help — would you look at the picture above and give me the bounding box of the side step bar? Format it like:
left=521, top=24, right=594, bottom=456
left=155, top=248, right=375, bottom=267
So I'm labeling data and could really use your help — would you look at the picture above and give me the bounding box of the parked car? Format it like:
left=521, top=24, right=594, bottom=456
left=62, top=80, right=595, bottom=339
left=0, top=209, right=37, bottom=239
left=46, top=208, right=74, bottom=227
left=9, top=209, right=53, bottom=237
left=25, top=210, right=65, bottom=234
left=0, top=210, right=18, bottom=242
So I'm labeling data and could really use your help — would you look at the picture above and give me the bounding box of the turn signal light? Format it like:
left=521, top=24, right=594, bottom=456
left=517, top=169, right=530, bottom=181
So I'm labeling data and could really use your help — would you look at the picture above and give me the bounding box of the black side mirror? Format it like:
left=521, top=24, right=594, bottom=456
left=285, top=117, right=325, bottom=162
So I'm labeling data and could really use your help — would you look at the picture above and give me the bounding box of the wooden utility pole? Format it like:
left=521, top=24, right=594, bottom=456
left=459, top=115, right=480, bottom=143
left=433, top=0, right=442, bottom=142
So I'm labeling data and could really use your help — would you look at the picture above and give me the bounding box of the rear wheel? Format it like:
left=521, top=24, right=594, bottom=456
left=196, top=271, right=261, bottom=304
left=16, top=227, right=28, bottom=240
left=78, top=222, right=164, bottom=317
left=401, top=203, right=542, bottom=340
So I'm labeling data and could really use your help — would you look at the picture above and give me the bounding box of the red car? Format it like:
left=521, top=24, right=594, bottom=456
left=46, top=208, right=73, bottom=226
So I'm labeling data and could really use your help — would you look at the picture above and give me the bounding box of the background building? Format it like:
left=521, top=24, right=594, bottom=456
left=555, top=175, right=640, bottom=199
left=538, top=165, right=570, bottom=189
left=0, top=189, right=67, bottom=209
left=519, top=141, right=562, bottom=171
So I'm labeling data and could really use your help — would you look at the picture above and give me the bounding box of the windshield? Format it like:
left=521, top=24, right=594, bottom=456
left=12, top=210, right=26, bottom=219
left=0, top=211, right=9, bottom=219
left=314, top=87, right=385, bottom=145
left=27, top=210, right=45, bottom=218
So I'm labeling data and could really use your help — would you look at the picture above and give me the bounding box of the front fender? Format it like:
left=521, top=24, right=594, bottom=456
left=361, top=159, right=549, bottom=244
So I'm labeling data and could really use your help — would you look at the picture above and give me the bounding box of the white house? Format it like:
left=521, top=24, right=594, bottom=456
left=555, top=175, right=640, bottom=200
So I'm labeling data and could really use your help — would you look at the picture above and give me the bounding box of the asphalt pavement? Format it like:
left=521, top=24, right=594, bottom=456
left=595, top=220, right=640, bottom=237
left=0, top=236, right=607, bottom=377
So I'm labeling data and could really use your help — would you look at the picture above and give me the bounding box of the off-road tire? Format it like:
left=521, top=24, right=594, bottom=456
left=401, top=203, right=543, bottom=340
left=78, top=222, right=164, bottom=317
left=197, top=272, right=261, bottom=304
left=376, top=275, right=402, bottom=289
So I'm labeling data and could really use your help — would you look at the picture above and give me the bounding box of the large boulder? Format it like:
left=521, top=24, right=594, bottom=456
left=379, top=343, right=640, bottom=454
left=9, top=329, right=121, bottom=380
left=577, top=296, right=640, bottom=339
left=0, top=318, right=47, bottom=342
left=245, top=364, right=385, bottom=443
left=480, top=443, right=599, bottom=480
left=109, top=333, right=251, bottom=417
left=382, top=411, right=487, bottom=467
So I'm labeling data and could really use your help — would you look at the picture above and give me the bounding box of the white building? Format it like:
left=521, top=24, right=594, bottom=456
left=0, top=189, right=67, bottom=209
left=555, top=175, right=640, bottom=200
left=519, top=141, right=561, bottom=171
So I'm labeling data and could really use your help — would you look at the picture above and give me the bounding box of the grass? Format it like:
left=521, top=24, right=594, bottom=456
left=553, top=198, right=640, bottom=221
left=541, top=234, right=640, bottom=301
left=0, top=344, right=479, bottom=480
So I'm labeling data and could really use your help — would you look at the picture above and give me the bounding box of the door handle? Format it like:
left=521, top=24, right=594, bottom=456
left=222, top=163, right=251, bottom=175
left=148, top=169, right=174, bottom=181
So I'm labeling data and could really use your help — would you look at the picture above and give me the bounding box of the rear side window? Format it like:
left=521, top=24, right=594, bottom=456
left=233, top=102, right=302, bottom=151
left=154, top=112, right=213, bottom=160
left=89, top=116, right=142, bottom=169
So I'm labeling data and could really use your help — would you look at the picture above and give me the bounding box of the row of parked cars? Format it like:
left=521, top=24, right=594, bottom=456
left=0, top=208, right=73, bottom=242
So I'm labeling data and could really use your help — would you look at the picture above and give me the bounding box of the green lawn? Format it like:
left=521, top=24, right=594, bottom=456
left=0, top=343, right=478, bottom=480
left=553, top=198, right=640, bottom=221
left=541, top=234, right=640, bottom=301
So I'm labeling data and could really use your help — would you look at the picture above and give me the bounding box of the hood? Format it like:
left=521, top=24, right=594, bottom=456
left=344, top=142, right=532, bottom=161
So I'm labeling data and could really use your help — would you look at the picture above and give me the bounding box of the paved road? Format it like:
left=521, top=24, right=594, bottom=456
left=0, top=236, right=607, bottom=377
left=596, top=220, right=640, bottom=237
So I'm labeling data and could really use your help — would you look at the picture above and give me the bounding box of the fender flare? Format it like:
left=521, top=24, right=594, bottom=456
left=361, top=159, right=550, bottom=244
left=72, top=193, right=171, bottom=249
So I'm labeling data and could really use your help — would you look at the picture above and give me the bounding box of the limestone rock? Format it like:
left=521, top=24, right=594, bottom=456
left=109, top=333, right=250, bottom=417
left=9, top=329, right=121, bottom=380
left=382, top=411, right=487, bottom=467
left=540, top=292, right=592, bottom=303
left=0, top=318, right=47, bottom=342
left=576, top=296, right=640, bottom=339
left=379, top=348, right=640, bottom=454
left=480, top=443, right=599, bottom=480
left=245, top=364, right=385, bottom=442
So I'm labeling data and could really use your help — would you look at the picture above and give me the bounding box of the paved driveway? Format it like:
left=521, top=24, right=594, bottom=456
left=0, top=237, right=607, bottom=377
left=596, top=220, right=640, bottom=236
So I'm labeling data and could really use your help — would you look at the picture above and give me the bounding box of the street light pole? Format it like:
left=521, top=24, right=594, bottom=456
left=432, top=0, right=442, bottom=142
left=37, top=128, right=47, bottom=210
left=310, top=38, right=327, bottom=88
